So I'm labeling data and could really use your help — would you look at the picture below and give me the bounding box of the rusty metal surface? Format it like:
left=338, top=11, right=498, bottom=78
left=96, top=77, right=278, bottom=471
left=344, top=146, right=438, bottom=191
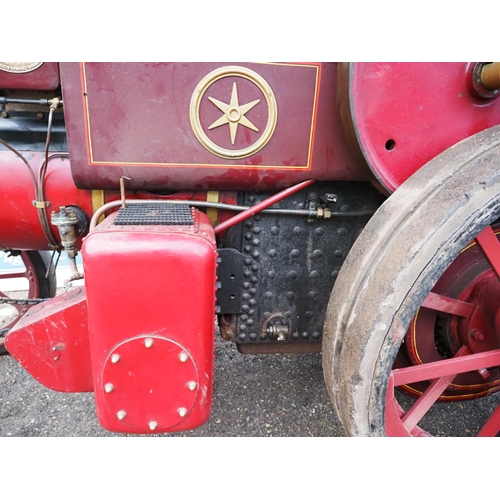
left=237, top=342, right=321, bottom=354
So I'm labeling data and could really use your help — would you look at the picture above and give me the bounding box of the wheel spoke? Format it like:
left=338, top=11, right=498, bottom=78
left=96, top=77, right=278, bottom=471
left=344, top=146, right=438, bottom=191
left=0, top=271, right=29, bottom=280
left=400, top=346, right=468, bottom=432
left=475, top=226, right=500, bottom=280
left=421, top=292, right=474, bottom=317
left=392, top=347, right=500, bottom=386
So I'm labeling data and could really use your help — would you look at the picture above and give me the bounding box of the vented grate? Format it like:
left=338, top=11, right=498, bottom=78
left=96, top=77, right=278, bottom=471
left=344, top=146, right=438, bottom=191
left=113, top=204, right=194, bottom=226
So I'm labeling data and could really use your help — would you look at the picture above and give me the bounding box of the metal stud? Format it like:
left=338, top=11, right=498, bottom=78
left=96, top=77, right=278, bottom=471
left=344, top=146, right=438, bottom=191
left=178, top=407, right=187, bottom=417
left=179, top=352, right=188, bottom=363
left=104, top=383, right=114, bottom=393
left=187, top=381, right=197, bottom=391
left=117, top=410, right=126, bottom=420
left=149, top=421, right=158, bottom=431
left=144, top=338, right=154, bottom=348
left=111, top=354, right=120, bottom=364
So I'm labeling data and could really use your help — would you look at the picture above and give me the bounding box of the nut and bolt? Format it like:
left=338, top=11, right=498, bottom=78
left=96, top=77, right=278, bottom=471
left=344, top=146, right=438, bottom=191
left=178, top=352, right=188, bottom=363
left=470, top=329, right=485, bottom=342
left=325, top=193, right=338, bottom=202
left=104, top=383, right=114, bottom=393
left=178, top=407, right=187, bottom=417
left=117, top=410, right=126, bottom=420
left=111, top=354, right=120, bottom=363
left=149, top=421, right=158, bottom=431
left=187, top=381, right=197, bottom=391
left=144, top=338, right=154, bottom=348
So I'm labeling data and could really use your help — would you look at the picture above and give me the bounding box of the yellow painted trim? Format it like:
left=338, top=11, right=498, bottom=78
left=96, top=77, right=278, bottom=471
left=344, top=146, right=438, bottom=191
left=206, top=191, right=219, bottom=225
left=91, top=190, right=105, bottom=223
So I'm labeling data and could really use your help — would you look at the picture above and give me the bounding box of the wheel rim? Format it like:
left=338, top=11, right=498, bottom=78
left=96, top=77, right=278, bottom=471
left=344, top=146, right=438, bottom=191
left=0, top=251, right=42, bottom=346
left=386, top=225, right=500, bottom=436
left=322, top=125, right=500, bottom=437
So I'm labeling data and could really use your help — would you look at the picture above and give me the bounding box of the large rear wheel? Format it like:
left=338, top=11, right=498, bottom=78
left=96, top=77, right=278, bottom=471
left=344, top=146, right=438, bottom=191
left=323, top=125, right=500, bottom=436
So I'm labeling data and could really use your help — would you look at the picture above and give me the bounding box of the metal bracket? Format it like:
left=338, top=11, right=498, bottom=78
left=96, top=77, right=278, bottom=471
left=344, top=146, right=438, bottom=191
left=32, top=200, right=51, bottom=209
left=216, top=248, right=246, bottom=314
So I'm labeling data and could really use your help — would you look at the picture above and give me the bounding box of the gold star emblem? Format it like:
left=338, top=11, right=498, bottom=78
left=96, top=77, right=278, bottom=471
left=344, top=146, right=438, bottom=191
left=207, top=82, right=260, bottom=144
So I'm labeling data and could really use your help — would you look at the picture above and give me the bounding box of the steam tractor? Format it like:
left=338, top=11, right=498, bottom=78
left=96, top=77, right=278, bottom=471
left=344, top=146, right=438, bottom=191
left=2, top=62, right=500, bottom=437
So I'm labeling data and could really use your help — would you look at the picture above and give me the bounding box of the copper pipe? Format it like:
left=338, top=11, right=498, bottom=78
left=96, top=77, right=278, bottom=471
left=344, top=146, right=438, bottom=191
left=481, top=63, right=500, bottom=91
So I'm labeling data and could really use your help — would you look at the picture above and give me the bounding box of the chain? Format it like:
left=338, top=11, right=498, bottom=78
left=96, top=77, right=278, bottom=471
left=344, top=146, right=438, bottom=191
left=0, top=297, right=48, bottom=306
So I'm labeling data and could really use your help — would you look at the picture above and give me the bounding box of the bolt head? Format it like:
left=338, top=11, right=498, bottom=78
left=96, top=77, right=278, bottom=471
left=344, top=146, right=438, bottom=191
left=149, top=421, right=158, bottom=431
left=111, top=354, right=120, bottom=364
left=187, top=381, right=197, bottom=391
left=104, top=383, right=114, bottom=393
left=178, top=352, right=188, bottom=363
left=144, top=338, right=154, bottom=348
left=178, top=407, right=187, bottom=417
left=117, top=410, right=126, bottom=420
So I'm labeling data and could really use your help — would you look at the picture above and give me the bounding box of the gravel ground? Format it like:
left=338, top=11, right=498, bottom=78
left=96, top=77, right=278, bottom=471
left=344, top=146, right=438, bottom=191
left=0, top=336, right=343, bottom=437
left=2, top=292, right=500, bottom=437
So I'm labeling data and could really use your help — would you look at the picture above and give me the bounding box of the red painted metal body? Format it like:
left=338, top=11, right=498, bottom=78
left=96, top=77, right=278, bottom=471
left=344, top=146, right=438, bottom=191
left=0, top=62, right=60, bottom=90
left=81, top=209, right=217, bottom=433
left=0, top=149, right=237, bottom=251
left=344, top=62, right=500, bottom=193
left=60, top=62, right=365, bottom=191
left=5, top=287, right=92, bottom=392
left=3, top=62, right=500, bottom=437
left=0, top=151, right=93, bottom=250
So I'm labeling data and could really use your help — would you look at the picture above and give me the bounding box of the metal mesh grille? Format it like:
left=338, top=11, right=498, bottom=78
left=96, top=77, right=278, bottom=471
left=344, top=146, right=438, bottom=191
left=113, top=204, right=194, bottom=226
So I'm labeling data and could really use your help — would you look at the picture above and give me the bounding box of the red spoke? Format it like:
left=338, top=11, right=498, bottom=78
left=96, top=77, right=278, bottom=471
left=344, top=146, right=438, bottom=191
left=401, top=346, right=468, bottom=432
left=392, top=348, right=500, bottom=386
left=0, top=271, right=28, bottom=280
left=477, top=404, right=500, bottom=437
left=475, top=226, right=500, bottom=280
left=421, top=292, right=473, bottom=317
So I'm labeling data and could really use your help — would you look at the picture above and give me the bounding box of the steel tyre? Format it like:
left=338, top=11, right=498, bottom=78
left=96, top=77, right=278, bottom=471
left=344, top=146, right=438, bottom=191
left=323, top=125, right=500, bottom=436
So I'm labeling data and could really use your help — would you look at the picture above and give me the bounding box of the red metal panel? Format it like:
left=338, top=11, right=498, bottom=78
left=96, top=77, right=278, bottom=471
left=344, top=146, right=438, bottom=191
left=82, top=209, right=217, bottom=433
left=0, top=62, right=60, bottom=90
left=60, top=62, right=365, bottom=191
left=4, top=287, right=92, bottom=392
left=347, top=62, right=500, bottom=192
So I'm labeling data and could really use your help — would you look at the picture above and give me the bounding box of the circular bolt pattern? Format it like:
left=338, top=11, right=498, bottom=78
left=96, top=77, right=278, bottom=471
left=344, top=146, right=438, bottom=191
left=104, top=337, right=199, bottom=431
